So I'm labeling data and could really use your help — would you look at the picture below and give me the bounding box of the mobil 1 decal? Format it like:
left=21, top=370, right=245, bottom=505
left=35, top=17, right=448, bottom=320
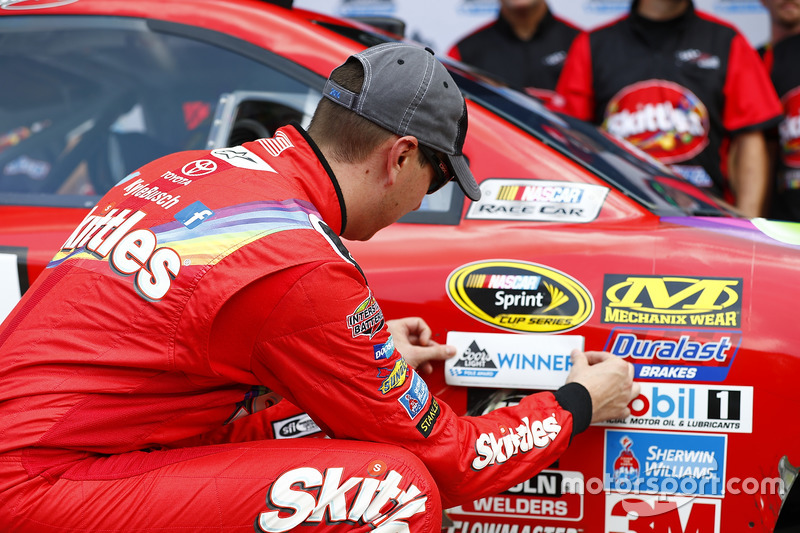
left=597, top=383, right=753, bottom=433
left=447, top=260, right=593, bottom=333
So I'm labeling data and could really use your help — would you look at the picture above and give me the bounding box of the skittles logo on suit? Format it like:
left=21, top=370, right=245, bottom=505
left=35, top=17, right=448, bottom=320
left=603, top=80, right=710, bottom=164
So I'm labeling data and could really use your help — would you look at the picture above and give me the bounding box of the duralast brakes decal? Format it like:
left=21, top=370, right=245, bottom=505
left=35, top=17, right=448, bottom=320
left=603, top=327, right=742, bottom=382
left=602, top=275, right=742, bottom=328
left=447, top=260, right=593, bottom=333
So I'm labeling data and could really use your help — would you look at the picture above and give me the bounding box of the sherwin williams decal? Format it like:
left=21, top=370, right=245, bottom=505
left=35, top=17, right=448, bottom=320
left=447, top=260, right=593, bottom=333
left=604, top=430, right=726, bottom=497
left=603, top=328, right=741, bottom=382
left=602, top=275, right=742, bottom=328
left=467, top=179, right=608, bottom=223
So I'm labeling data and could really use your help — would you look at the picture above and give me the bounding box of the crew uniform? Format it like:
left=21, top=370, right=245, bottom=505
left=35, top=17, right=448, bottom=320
left=555, top=0, right=782, bottom=203
left=762, top=34, right=800, bottom=221
left=447, top=6, right=579, bottom=106
left=0, top=124, right=591, bottom=532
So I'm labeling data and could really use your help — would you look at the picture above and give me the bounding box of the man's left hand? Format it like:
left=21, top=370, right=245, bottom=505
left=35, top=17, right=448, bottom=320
left=387, top=317, right=456, bottom=374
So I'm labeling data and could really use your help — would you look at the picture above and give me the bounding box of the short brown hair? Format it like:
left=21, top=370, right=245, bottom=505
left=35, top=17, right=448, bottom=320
left=307, top=58, right=395, bottom=163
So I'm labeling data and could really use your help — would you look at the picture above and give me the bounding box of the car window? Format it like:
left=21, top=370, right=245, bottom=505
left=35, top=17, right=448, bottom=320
left=0, top=16, right=321, bottom=208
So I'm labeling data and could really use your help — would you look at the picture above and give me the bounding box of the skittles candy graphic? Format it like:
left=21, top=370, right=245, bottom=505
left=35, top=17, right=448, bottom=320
left=603, top=80, right=709, bottom=164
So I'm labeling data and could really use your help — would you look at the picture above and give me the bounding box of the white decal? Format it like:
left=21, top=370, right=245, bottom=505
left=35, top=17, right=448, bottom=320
left=0, top=252, right=22, bottom=322
left=472, top=415, right=562, bottom=471
left=211, top=147, right=276, bottom=172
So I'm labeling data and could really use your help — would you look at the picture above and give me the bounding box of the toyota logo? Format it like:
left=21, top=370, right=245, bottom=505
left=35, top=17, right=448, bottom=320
left=181, top=159, right=217, bottom=177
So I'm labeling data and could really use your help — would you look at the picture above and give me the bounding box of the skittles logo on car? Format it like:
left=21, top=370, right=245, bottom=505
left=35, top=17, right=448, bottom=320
left=779, top=86, right=800, bottom=169
left=446, top=260, right=593, bottom=333
left=603, top=80, right=710, bottom=164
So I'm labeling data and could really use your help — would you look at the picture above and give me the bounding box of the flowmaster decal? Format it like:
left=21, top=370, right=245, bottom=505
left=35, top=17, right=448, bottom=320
left=445, top=331, right=583, bottom=389
left=447, top=260, right=593, bottom=333
left=467, top=179, right=609, bottom=223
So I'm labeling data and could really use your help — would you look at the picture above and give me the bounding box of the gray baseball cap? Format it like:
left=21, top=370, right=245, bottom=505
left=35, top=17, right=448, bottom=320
left=322, top=42, right=481, bottom=201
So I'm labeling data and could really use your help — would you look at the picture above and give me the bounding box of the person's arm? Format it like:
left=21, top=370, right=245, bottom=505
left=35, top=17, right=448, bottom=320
left=729, top=129, right=770, bottom=217
left=250, top=256, right=636, bottom=508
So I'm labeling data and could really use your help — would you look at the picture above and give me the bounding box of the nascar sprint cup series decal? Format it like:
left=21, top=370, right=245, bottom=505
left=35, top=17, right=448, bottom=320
left=447, top=260, right=593, bottom=334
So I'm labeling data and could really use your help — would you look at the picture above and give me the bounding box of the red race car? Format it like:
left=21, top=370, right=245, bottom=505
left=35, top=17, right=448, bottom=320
left=0, top=1, right=798, bottom=531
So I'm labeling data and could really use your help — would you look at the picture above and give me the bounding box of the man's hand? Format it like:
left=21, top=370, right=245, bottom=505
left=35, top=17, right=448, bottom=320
left=566, top=349, right=640, bottom=423
left=387, top=317, right=456, bottom=374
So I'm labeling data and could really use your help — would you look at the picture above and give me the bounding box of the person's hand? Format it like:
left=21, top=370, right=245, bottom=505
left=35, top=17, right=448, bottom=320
left=565, top=349, right=640, bottom=423
left=386, top=317, right=456, bottom=374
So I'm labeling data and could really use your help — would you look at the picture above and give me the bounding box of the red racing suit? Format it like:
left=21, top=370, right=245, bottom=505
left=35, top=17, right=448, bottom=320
left=0, top=124, right=590, bottom=532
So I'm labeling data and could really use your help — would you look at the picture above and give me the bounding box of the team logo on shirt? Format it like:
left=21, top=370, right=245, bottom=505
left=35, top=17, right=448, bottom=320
left=780, top=87, right=800, bottom=170
left=603, top=80, right=710, bottom=164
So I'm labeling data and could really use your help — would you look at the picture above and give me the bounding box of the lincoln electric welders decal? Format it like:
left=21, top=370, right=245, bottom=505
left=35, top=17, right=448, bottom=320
left=447, top=260, right=593, bottom=333
left=602, top=275, right=742, bottom=328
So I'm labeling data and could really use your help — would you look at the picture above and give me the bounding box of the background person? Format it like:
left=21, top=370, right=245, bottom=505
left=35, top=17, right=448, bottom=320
left=555, top=0, right=783, bottom=218
left=447, top=0, right=580, bottom=107
left=758, top=0, right=800, bottom=221
left=0, top=43, right=638, bottom=532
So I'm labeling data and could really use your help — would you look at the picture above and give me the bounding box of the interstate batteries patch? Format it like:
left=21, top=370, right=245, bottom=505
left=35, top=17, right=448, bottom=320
left=446, top=260, right=593, bottom=333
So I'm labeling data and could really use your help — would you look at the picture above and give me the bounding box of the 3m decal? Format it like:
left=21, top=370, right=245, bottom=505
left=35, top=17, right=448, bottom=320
left=603, top=328, right=741, bottom=382
left=472, top=415, right=561, bottom=470
left=347, top=293, right=385, bottom=339
left=271, top=413, right=322, bottom=439
left=602, top=275, right=742, bottom=328
left=447, top=261, right=593, bottom=333
left=446, top=470, right=584, bottom=525
left=257, top=467, right=428, bottom=532
left=445, top=332, right=583, bottom=390
left=604, top=430, right=726, bottom=497
left=597, top=383, right=753, bottom=433
left=416, top=398, right=441, bottom=438
left=467, top=179, right=608, bottom=223
left=398, top=371, right=429, bottom=420
left=605, top=494, right=720, bottom=533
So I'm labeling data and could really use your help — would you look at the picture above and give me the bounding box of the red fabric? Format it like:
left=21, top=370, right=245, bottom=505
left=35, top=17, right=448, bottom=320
left=552, top=31, right=594, bottom=118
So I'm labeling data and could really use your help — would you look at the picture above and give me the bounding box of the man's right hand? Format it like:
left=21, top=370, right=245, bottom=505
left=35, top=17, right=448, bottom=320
left=566, top=349, right=640, bottom=423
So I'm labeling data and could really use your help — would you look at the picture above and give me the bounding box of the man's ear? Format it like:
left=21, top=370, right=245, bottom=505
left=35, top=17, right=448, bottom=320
left=385, top=135, right=419, bottom=187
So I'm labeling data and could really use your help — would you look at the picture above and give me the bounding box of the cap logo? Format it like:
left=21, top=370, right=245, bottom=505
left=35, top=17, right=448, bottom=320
left=328, top=88, right=342, bottom=100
